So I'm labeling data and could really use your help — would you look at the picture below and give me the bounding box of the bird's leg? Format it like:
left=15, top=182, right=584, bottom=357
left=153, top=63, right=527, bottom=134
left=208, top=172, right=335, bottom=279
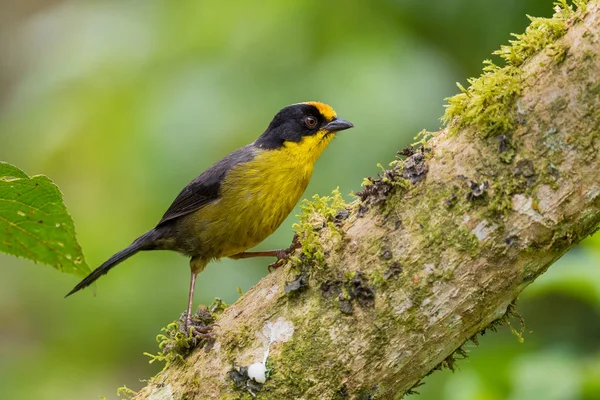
left=185, top=271, right=196, bottom=328
left=182, top=269, right=213, bottom=338
left=230, top=234, right=300, bottom=271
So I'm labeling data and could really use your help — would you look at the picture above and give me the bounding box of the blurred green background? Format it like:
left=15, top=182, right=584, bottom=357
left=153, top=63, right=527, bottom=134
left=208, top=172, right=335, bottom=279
left=0, top=0, right=598, bottom=399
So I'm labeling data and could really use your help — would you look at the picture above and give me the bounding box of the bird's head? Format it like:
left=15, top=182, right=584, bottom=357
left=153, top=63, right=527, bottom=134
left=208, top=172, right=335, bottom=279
left=255, top=102, right=353, bottom=159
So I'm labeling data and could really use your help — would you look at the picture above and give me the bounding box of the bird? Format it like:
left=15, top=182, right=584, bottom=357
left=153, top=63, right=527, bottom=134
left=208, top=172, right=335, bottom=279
left=66, top=101, right=353, bottom=335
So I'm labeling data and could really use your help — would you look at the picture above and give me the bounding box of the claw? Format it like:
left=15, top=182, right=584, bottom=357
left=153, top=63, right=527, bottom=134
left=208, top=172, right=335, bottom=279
left=182, top=319, right=216, bottom=340
left=268, top=234, right=301, bottom=272
left=268, top=259, right=285, bottom=272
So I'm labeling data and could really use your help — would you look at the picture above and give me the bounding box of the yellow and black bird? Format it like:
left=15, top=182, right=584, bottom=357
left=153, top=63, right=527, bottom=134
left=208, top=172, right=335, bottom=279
left=67, top=101, right=353, bottom=333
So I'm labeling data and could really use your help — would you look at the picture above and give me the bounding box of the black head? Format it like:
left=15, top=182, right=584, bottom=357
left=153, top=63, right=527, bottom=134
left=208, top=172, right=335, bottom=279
left=255, top=102, right=353, bottom=149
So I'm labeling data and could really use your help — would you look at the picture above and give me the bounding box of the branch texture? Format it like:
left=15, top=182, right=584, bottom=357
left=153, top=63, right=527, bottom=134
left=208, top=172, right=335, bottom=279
left=136, top=2, right=600, bottom=399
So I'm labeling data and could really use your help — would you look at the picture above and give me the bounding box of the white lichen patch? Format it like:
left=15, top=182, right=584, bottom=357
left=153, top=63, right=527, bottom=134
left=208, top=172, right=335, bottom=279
left=392, top=296, right=414, bottom=316
left=535, top=184, right=568, bottom=224
left=424, top=282, right=461, bottom=326
left=258, top=284, right=280, bottom=302
left=586, top=185, right=600, bottom=201
left=262, top=318, right=294, bottom=343
left=264, top=284, right=279, bottom=301
left=472, top=219, right=497, bottom=241
left=148, top=383, right=174, bottom=400
left=247, top=317, right=295, bottom=384
left=491, top=299, right=513, bottom=322
left=424, top=263, right=436, bottom=274
left=512, top=194, right=545, bottom=223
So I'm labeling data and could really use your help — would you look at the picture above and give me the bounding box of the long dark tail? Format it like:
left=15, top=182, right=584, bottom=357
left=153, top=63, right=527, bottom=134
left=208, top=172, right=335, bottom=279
left=65, top=229, right=160, bottom=297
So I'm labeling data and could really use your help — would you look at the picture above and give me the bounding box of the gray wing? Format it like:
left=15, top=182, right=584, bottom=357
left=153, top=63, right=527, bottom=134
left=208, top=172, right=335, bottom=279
left=156, top=144, right=257, bottom=226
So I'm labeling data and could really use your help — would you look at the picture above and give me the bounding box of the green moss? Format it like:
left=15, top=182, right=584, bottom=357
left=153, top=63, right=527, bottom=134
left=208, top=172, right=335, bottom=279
left=494, top=16, right=568, bottom=67
left=370, top=269, right=386, bottom=287
left=409, top=284, right=433, bottom=309
left=499, top=147, right=516, bottom=164
left=292, top=188, right=347, bottom=269
left=487, top=180, right=520, bottom=216
left=498, top=301, right=527, bottom=343
left=271, top=313, right=349, bottom=398
left=443, top=62, right=522, bottom=138
left=412, top=129, right=436, bottom=147
left=415, top=201, right=479, bottom=256
left=116, top=385, right=137, bottom=399
left=221, top=322, right=254, bottom=362
left=143, top=321, right=192, bottom=368
left=547, top=42, right=569, bottom=64
left=582, top=49, right=596, bottom=62
left=143, top=309, right=215, bottom=369
left=209, top=297, right=230, bottom=315
left=448, top=226, right=480, bottom=253
left=550, top=96, right=569, bottom=112
left=442, top=0, right=588, bottom=138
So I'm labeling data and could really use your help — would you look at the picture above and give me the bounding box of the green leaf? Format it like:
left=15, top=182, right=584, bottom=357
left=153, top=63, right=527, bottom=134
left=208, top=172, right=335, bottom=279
left=0, top=162, right=29, bottom=180
left=0, top=162, right=90, bottom=278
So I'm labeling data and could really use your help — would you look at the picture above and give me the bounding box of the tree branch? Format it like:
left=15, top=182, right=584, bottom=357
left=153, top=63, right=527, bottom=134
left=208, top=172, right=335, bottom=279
left=135, top=2, right=600, bottom=399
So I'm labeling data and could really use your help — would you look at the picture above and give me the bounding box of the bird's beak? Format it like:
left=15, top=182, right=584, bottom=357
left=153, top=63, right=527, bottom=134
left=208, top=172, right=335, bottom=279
left=324, top=118, right=354, bottom=132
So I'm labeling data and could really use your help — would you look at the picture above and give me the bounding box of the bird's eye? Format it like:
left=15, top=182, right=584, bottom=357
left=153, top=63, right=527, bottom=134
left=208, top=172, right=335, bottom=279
left=305, top=116, right=318, bottom=128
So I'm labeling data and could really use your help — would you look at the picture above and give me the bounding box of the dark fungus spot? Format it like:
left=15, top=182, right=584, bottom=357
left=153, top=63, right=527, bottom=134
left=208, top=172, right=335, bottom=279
left=383, top=262, right=403, bottom=280
left=320, top=280, right=343, bottom=299
left=513, top=159, right=536, bottom=178
left=336, top=384, right=349, bottom=398
left=523, top=273, right=535, bottom=282
left=348, top=272, right=375, bottom=308
left=497, top=134, right=511, bottom=153
left=38, top=220, right=43, bottom=224
left=339, top=299, right=354, bottom=314
left=546, top=163, right=560, bottom=179
left=466, top=180, right=489, bottom=201
left=228, top=365, right=263, bottom=395
left=334, top=209, right=350, bottom=226
left=357, top=150, right=424, bottom=204
left=325, top=273, right=375, bottom=313
left=358, top=386, right=378, bottom=400
left=402, top=152, right=428, bottom=184
left=228, top=366, right=248, bottom=388
left=284, top=273, right=309, bottom=295
left=357, top=174, right=395, bottom=204
left=357, top=204, right=369, bottom=218
left=505, top=235, right=519, bottom=247
left=381, top=249, right=393, bottom=260
left=397, top=146, right=416, bottom=157
left=444, top=193, right=458, bottom=208
left=246, top=378, right=263, bottom=394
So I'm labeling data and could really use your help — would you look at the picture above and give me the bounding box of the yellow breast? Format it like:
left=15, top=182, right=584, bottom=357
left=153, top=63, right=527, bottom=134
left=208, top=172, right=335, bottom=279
left=193, top=131, right=335, bottom=258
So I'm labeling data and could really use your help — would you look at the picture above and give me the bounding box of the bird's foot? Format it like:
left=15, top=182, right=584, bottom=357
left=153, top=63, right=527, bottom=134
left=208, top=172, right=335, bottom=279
left=179, top=307, right=217, bottom=343
left=268, top=234, right=301, bottom=272
left=184, top=320, right=216, bottom=339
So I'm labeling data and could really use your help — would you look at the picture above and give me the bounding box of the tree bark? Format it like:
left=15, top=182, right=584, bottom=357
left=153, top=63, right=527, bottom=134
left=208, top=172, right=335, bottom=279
left=135, top=2, right=600, bottom=399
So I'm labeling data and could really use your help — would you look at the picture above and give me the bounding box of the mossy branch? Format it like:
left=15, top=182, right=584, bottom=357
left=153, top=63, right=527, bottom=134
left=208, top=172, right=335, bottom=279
left=134, top=1, right=600, bottom=399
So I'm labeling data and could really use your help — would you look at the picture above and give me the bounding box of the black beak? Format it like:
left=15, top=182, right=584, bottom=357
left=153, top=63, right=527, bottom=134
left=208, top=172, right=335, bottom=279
left=324, top=118, right=354, bottom=132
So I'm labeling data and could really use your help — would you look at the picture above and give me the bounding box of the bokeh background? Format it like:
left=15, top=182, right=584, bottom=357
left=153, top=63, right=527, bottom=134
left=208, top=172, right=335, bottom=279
left=0, top=0, right=599, bottom=399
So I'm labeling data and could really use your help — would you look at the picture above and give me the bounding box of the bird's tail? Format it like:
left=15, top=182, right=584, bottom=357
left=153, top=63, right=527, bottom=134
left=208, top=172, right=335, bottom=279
left=65, top=229, right=160, bottom=297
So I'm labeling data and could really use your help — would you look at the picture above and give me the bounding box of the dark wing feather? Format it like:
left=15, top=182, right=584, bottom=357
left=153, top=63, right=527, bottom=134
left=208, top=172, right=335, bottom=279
left=156, top=144, right=257, bottom=226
